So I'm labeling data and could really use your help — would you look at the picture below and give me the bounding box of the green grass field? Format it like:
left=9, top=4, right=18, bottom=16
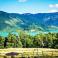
left=0, top=48, right=58, bottom=58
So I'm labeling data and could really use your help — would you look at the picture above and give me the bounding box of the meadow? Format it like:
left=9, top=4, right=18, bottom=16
left=0, top=48, right=58, bottom=58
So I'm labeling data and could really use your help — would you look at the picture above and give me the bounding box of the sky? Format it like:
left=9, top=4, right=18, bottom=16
left=0, top=0, right=58, bottom=14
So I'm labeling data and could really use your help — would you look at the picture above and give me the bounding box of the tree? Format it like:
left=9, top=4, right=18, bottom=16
left=0, top=36, right=5, bottom=48
left=4, top=37, right=8, bottom=48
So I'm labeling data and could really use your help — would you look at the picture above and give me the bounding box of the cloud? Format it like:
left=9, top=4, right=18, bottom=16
left=49, top=4, right=54, bottom=8
left=49, top=4, right=58, bottom=8
left=49, top=4, right=58, bottom=13
left=55, top=4, right=58, bottom=8
left=18, top=0, right=27, bottom=2
left=49, top=9, right=57, bottom=12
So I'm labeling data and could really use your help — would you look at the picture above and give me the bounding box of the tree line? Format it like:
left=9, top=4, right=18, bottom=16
left=0, top=31, right=58, bottom=49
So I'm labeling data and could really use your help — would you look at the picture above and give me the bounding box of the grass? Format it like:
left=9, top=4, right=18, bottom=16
left=0, top=48, right=58, bottom=58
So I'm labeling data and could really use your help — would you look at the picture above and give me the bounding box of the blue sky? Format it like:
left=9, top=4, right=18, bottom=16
left=0, top=0, right=58, bottom=13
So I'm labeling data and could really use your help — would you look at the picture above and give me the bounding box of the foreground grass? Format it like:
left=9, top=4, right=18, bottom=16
left=0, top=48, right=58, bottom=58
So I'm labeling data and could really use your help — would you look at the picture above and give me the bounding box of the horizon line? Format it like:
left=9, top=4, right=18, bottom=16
left=0, top=10, right=58, bottom=14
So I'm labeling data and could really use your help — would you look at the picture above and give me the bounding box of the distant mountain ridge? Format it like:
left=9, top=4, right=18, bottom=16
left=0, top=11, right=58, bottom=32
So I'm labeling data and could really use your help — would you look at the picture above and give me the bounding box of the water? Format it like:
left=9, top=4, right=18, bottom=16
left=0, top=32, right=18, bottom=37
left=0, top=30, right=58, bottom=37
left=0, top=32, right=8, bottom=37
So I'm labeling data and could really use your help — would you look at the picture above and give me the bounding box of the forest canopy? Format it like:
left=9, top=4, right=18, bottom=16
left=0, top=31, right=58, bottom=49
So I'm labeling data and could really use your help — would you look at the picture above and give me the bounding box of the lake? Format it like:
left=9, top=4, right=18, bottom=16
left=0, top=30, right=58, bottom=37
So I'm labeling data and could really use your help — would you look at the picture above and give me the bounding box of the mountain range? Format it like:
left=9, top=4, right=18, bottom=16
left=0, top=11, right=58, bottom=32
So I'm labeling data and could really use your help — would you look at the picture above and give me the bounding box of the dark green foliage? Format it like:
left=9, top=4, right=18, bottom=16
left=0, top=32, right=58, bottom=49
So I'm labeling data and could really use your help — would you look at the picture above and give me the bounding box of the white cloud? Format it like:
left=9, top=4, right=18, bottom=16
left=49, top=9, right=57, bottom=12
left=49, top=4, right=54, bottom=8
left=49, top=4, right=58, bottom=8
left=18, top=0, right=27, bottom=2
left=49, top=4, right=58, bottom=13
left=55, top=4, right=58, bottom=8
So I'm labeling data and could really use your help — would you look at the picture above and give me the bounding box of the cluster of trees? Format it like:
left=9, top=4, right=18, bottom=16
left=0, top=31, right=58, bottom=49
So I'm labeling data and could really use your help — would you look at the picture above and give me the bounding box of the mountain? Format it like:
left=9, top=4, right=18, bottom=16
left=0, top=11, right=58, bottom=32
